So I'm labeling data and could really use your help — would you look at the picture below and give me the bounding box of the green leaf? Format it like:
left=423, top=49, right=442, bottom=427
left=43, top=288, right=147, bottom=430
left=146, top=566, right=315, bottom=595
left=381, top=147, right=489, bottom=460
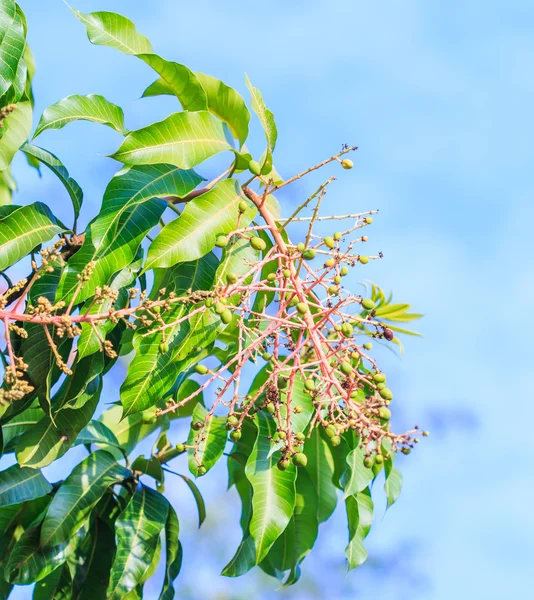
left=74, top=420, right=121, bottom=450
left=33, top=564, right=72, bottom=600
left=195, top=72, right=250, bottom=146
left=245, top=411, right=296, bottom=564
left=142, top=77, right=173, bottom=98
left=245, top=75, right=277, bottom=174
left=5, top=526, right=79, bottom=585
left=1, top=405, right=42, bottom=451
left=0, top=464, right=51, bottom=507
left=384, top=455, right=403, bottom=507
left=33, top=94, right=127, bottom=138
left=221, top=536, right=256, bottom=578
left=71, top=517, right=116, bottom=600
left=56, top=197, right=165, bottom=304
left=15, top=357, right=104, bottom=468
left=131, top=456, right=164, bottom=483
left=0, top=2, right=26, bottom=99
left=303, top=428, right=338, bottom=523
left=159, top=503, right=181, bottom=600
left=0, top=101, right=32, bottom=170
left=41, top=451, right=130, bottom=547
left=21, top=143, right=83, bottom=224
left=111, top=111, right=231, bottom=170
left=98, top=405, right=160, bottom=455
left=0, top=202, right=66, bottom=272
left=120, top=254, right=219, bottom=416
left=138, top=54, right=207, bottom=111
left=345, top=489, right=373, bottom=570
left=71, top=9, right=153, bottom=55
left=342, top=442, right=374, bottom=499
left=187, top=404, right=227, bottom=477
left=0, top=167, right=16, bottom=205
left=176, top=473, right=206, bottom=528
left=146, top=178, right=256, bottom=270
left=106, top=485, right=168, bottom=600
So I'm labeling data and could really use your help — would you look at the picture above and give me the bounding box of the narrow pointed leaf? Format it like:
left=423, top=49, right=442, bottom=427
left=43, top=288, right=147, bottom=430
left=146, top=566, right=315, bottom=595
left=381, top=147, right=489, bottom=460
left=0, top=101, right=32, bottom=170
left=21, top=143, right=83, bottom=223
left=0, top=202, right=66, bottom=271
left=345, top=489, right=374, bottom=569
left=195, top=72, right=250, bottom=146
left=111, top=111, right=231, bottom=170
left=384, top=455, right=403, bottom=507
left=33, top=94, right=127, bottom=138
left=0, top=2, right=26, bottom=98
left=106, top=485, right=168, bottom=600
left=33, top=564, right=72, bottom=600
left=304, top=428, right=338, bottom=523
left=71, top=9, right=153, bottom=55
left=159, top=503, right=181, bottom=600
left=0, top=464, right=51, bottom=507
left=245, top=411, right=296, bottom=563
left=245, top=75, right=277, bottom=174
left=187, top=404, right=227, bottom=477
left=343, top=443, right=374, bottom=499
left=146, top=178, right=256, bottom=270
left=41, top=451, right=130, bottom=547
left=176, top=473, right=206, bottom=528
left=138, top=54, right=207, bottom=111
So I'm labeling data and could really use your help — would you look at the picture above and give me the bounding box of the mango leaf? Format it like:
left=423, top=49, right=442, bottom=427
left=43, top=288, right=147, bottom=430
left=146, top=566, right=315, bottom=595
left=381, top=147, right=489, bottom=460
left=21, top=143, right=83, bottom=225
left=146, top=178, right=256, bottom=270
left=41, top=451, right=130, bottom=547
left=195, top=72, right=250, bottom=146
left=98, top=405, right=160, bottom=455
left=120, top=254, right=219, bottom=416
left=0, top=464, right=51, bottom=507
left=176, top=473, right=205, bottom=528
left=0, top=1, right=26, bottom=99
left=263, top=468, right=319, bottom=586
left=33, top=94, right=127, bottom=139
left=71, top=8, right=153, bottom=55
left=345, top=489, right=374, bottom=569
left=304, top=428, right=338, bottom=523
left=0, top=167, right=16, bottom=205
left=245, top=75, right=277, bottom=175
left=33, top=564, right=72, bottom=600
left=71, top=517, right=116, bottom=600
left=159, top=503, right=181, bottom=600
left=56, top=197, right=165, bottom=304
left=94, top=164, right=202, bottom=248
left=0, top=101, right=32, bottom=170
left=245, top=411, right=296, bottom=564
left=106, top=485, right=168, bottom=600
left=111, top=111, right=231, bottom=170
left=187, top=404, right=227, bottom=477
left=137, top=54, right=207, bottom=111
left=0, top=202, right=66, bottom=271
left=142, top=77, right=173, bottom=98
left=384, top=455, right=403, bottom=507
left=5, top=526, right=79, bottom=585
left=1, top=405, right=42, bottom=451
left=342, top=443, right=374, bottom=499
left=131, top=456, right=164, bottom=483
left=15, top=355, right=104, bottom=468
left=221, top=536, right=256, bottom=578
left=74, top=420, right=121, bottom=450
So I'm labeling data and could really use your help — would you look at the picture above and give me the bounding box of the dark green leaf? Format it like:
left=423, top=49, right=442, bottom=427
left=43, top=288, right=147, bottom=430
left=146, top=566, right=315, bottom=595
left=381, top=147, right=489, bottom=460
left=106, top=485, right=168, bottom=600
left=41, top=450, right=130, bottom=547
left=0, top=464, right=51, bottom=507
left=159, top=503, right=181, bottom=600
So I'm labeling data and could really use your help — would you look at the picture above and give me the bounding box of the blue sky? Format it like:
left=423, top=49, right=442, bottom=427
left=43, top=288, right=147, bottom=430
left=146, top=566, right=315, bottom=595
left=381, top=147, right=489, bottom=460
left=5, top=1, right=534, bottom=598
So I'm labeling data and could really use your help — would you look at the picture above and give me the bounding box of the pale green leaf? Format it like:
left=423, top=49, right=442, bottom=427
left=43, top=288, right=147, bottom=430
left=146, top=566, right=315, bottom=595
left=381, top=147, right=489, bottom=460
left=71, top=8, right=153, bottom=55
left=0, top=1, right=26, bottom=98
left=384, top=455, right=403, bottom=507
left=345, top=489, right=374, bottom=570
left=245, top=74, right=277, bottom=174
left=145, top=178, right=256, bottom=270
left=33, top=94, right=126, bottom=138
left=111, top=111, right=231, bottom=170
left=0, top=101, right=32, bottom=170
left=0, top=202, right=66, bottom=272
